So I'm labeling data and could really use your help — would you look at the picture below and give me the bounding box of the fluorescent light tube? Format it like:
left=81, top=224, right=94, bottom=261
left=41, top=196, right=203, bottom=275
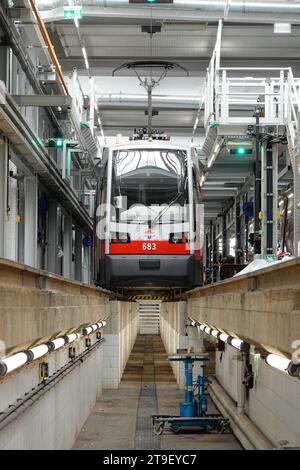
left=266, top=353, right=290, bottom=373
left=0, top=352, right=28, bottom=376
left=230, top=338, right=243, bottom=349
left=219, top=333, right=229, bottom=342
left=29, top=344, right=49, bottom=360
left=82, top=47, right=87, bottom=60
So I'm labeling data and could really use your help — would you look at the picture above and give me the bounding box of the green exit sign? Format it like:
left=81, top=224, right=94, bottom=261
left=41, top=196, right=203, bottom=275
left=63, top=6, right=83, bottom=20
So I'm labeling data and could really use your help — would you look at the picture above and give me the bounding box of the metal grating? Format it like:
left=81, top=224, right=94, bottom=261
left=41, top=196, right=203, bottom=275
left=134, top=336, right=160, bottom=450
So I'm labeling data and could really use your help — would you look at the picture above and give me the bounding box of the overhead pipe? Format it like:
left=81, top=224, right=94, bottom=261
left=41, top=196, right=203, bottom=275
left=96, top=93, right=200, bottom=107
left=0, top=5, right=62, bottom=132
left=29, top=0, right=69, bottom=96
left=37, top=0, right=300, bottom=17
left=209, top=377, right=273, bottom=450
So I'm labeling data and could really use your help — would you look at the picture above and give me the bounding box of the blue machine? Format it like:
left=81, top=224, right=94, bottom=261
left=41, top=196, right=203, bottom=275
left=151, top=354, right=229, bottom=435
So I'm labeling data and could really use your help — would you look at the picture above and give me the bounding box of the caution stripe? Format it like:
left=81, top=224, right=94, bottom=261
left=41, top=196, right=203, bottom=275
left=126, top=295, right=173, bottom=302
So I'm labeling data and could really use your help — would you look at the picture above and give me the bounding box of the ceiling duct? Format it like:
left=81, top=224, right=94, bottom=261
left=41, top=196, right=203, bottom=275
left=36, top=0, right=300, bottom=24
left=96, top=93, right=200, bottom=108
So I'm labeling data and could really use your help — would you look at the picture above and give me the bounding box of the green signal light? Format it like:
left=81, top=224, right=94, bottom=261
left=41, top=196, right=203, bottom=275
left=230, top=146, right=252, bottom=156
left=55, top=138, right=64, bottom=148
left=237, top=146, right=246, bottom=155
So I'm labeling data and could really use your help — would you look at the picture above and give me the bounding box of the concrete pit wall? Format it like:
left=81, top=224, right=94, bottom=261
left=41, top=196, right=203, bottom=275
left=187, top=259, right=300, bottom=358
left=103, top=301, right=139, bottom=388
left=0, top=334, right=104, bottom=449
left=0, top=258, right=110, bottom=353
left=215, top=341, right=300, bottom=448
left=160, top=293, right=300, bottom=448
left=0, top=298, right=139, bottom=449
left=0, top=260, right=139, bottom=449
left=160, top=301, right=203, bottom=388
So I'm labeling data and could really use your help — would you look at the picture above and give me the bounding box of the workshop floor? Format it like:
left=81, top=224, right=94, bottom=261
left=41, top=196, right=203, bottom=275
left=73, top=335, right=242, bottom=450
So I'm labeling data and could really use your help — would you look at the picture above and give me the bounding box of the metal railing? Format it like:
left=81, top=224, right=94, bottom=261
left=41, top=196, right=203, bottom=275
left=205, top=64, right=300, bottom=150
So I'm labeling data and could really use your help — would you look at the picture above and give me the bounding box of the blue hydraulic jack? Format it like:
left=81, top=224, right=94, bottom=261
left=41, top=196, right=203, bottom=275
left=151, top=354, right=230, bottom=435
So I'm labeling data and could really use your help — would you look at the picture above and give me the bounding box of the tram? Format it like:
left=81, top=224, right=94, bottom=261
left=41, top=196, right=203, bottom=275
left=94, top=132, right=204, bottom=291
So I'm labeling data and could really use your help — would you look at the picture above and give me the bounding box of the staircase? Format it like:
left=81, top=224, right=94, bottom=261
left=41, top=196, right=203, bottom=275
left=80, top=121, right=98, bottom=158
left=138, top=302, right=160, bottom=335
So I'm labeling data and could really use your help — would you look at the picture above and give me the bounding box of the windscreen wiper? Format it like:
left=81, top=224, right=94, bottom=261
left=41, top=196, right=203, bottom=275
left=151, top=191, right=183, bottom=227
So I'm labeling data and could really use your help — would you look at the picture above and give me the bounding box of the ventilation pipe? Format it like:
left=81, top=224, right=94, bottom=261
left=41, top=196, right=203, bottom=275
left=37, top=0, right=300, bottom=24
left=96, top=93, right=200, bottom=107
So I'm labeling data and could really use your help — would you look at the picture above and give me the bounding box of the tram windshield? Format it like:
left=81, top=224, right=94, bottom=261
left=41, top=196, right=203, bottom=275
left=111, top=148, right=188, bottom=224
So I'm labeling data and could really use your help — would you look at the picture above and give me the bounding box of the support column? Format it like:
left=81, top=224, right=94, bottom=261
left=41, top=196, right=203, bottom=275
left=102, top=301, right=139, bottom=389
left=222, top=213, right=227, bottom=257
left=188, top=323, right=203, bottom=381
left=63, top=215, right=72, bottom=278
left=244, top=192, right=249, bottom=260
left=236, top=353, right=246, bottom=415
left=24, top=176, right=38, bottom=267
left=0, top=141, right=7, bottom=258
left=240, top=194, right=245, bottom=261
left=209, top=221, right=213, bottom=280
left=75, top=227, right=82, bottom=282
left=5, top=171, right=18, bottom=261
left=47, top=200, right=58, bottom=274
left=178, top=301, right=189, bottom=388
left=205, top=232, right=209, bottom=281
left=254, top=110, right=261, bottom=255
left=212, top=224, right=217, bottom=282
left=294, top=129, right=300, bottom=255
left=235, top=197, right=242, bottom=263
left=261, top=141, right=278, bottom=258
left=82, top=244, right=90, bottom=284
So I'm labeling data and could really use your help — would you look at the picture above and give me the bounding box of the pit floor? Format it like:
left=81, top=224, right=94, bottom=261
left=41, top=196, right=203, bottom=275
left=73, top=335, right=242, bottom=450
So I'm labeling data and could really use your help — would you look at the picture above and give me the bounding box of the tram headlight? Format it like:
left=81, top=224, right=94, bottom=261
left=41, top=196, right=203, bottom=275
left=169, top=233, right=189, bottom=244
left=110, top=232, right=130, bottom=243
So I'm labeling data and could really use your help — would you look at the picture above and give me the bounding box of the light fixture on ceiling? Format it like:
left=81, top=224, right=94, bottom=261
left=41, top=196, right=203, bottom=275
left=193, top=117, right=199, bottom=133
left=81, top=47, right=87, bottom=60
left=207, top=140, right=222, bottom=169
left=199, top=171, right=208, bottom=187
left=273, top=23, right=291, bottom=34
